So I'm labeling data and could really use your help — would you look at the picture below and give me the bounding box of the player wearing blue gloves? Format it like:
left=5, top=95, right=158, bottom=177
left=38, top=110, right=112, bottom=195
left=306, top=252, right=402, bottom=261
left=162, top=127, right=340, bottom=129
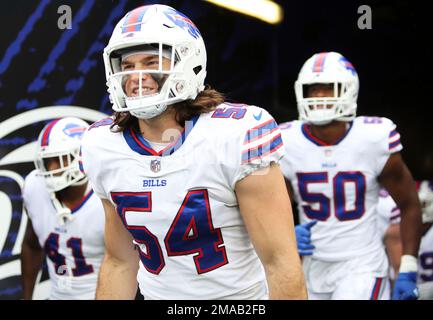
left=295, top=218, right=420, bottom=300
left=295, top=221, right=317, bottom=256
left=392, top=258, right=419, bottom=300
left=378, top=182, right=433, bottom=300
left=281, top=52, right=422, bottom=300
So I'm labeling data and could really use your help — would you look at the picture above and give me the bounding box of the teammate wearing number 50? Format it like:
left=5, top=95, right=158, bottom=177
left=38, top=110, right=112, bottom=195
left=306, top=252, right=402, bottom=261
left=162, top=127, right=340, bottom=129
left=279, top=52, right=422, bottom=300
left=21, top=117, right=105, bottom=299
left=80, top=4, right=306, bottom=299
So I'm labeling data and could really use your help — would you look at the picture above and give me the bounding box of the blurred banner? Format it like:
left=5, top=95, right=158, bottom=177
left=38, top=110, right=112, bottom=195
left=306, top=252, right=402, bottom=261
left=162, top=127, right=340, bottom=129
left=0, top=0, right=123, bottom=299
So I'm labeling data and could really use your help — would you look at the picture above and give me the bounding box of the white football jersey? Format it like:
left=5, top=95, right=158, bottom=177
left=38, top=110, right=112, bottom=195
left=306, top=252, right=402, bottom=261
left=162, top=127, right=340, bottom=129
left=22, top=170, right=105, bottom=300
left=80, top=103, right=284, bottom=300
left=280, top=116, right=402, bottom=261
left=419, top=226, right=433, bottom=289
left=376, top=189, right=400, bottom=238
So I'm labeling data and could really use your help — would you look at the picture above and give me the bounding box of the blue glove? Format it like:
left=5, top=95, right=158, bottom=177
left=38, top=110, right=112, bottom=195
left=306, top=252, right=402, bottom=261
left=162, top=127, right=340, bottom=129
left=392, top=272, right=419, bottom=300
left=295, top=220, right=317, bottom=256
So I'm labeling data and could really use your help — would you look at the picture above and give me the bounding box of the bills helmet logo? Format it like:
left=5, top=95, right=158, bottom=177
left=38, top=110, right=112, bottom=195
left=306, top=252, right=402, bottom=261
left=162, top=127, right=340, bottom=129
left=339, top=57, right=357, bottom=75
left=62, top=123, right=87, bottom=138
left=164, top=8, right=201, bottom=39
left=150, top=159, right=161, bottom=173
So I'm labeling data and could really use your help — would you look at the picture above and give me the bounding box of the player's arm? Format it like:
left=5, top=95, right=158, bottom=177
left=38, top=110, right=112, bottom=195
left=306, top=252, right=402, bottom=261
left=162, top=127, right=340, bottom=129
left=235, top=163, right=307, bottom=299
left=383, top=223, right=402, bottom=277
left=379, top=153, right=422, bottom=299
left=96, top=198, right=139, bottom=300
left=378, top=153, right=422, bottom=258
left=20, top=217, right=44, bottom=300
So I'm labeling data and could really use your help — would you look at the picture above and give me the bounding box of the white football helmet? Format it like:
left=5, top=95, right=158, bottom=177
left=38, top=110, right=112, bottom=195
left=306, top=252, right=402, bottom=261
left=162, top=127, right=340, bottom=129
left=295, top=52, right=359, bottom=125
left=103, top=4, right=207, bottom=119
left=35, top=117, right=89, bottom=192
left=418, top=181, right=433, bottom=224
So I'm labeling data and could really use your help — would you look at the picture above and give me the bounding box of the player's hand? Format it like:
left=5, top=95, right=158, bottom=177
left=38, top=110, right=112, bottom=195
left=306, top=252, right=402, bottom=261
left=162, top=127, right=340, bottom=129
left=295, top=221, right=317, bottom=256
left=392, top=272, right=419, bottom=300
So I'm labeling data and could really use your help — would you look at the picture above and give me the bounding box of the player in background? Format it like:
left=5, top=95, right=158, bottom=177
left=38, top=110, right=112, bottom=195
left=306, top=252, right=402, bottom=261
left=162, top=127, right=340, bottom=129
left=21, top=117, right=105, bottom=300
left=80, top=4, right=306, bottom=300
left=279, top=51, right=422, bottom=300
left=377, top=181, right=433, bottom=299
left=376, top=188, right=401, bottom=284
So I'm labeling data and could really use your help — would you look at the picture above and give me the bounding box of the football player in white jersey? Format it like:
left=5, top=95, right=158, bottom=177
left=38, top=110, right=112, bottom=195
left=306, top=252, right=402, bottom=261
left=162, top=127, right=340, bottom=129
left=21, top=117, right=105, bottom=300
left=279, top=52, right=422, bottom=300
left=80, top=4, right=305, bottom=300
left=376, top=189, right=401, bottom=282
left=377, top=181, right=433, bottom=299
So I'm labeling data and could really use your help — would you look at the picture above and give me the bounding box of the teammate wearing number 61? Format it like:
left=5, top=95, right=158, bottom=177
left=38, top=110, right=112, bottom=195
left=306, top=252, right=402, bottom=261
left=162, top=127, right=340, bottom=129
left=279, top=52, right=422, bottom=300
left=80, top=4, right=306, bottom=299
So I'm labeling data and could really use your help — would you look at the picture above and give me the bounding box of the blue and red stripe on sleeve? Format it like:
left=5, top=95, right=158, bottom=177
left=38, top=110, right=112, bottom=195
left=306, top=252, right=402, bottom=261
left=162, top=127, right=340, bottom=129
left=241, top=133, right=283, bottom=164
left=243, top=119, right=279, bottom=144
left=388, top=127, right=402, bottom=152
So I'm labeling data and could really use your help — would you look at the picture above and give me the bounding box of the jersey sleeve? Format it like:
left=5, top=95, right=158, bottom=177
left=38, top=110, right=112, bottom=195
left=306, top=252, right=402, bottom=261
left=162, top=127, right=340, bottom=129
left=227, top=107, right=285, bottom=187
left=80, top=125, right=109, bottom=200
left=374, top=117, right=404, bottom=174
left=387, top=122, right=403, bottom=154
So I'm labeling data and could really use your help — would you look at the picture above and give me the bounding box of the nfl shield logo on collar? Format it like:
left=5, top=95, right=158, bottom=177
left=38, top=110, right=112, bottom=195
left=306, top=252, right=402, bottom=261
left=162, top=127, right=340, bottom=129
left=150, top=159, right=161, bottom=173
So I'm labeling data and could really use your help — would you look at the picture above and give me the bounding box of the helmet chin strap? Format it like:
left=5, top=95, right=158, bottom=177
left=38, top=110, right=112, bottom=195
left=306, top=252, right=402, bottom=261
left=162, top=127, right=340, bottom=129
left=50, top=193, right=74, bottom=226
left=309, top=119, right=333, bottom=126
left=309, top=118, right=352, bottom=127
left=71, top=176, right=88, bottom=187
left=130, top=104, right=168, bottom=119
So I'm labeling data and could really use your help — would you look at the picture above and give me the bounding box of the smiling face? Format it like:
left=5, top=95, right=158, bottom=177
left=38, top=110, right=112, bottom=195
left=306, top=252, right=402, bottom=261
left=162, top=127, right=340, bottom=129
left=120, top=52, right=171, bottom=97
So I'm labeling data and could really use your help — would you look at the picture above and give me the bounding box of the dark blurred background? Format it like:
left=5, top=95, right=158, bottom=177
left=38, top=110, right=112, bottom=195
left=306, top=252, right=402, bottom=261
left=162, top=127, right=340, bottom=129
left=0, top=0, right=429, bottom=176
left=0, top=0, right=428, bottom=299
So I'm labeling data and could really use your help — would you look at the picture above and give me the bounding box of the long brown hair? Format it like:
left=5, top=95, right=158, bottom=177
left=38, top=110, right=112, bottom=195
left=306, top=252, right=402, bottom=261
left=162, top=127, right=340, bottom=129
left=110, top=86, right=225, bottom=132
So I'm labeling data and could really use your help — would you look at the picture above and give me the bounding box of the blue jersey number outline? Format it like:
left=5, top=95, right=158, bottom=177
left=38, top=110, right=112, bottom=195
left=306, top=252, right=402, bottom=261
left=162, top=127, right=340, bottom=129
left=297, top=171, right=366, bottom=221
left=111, top=189, right=228, bottom=275
left=44, top=233, right=94, bottom=276
left=420, top=251, right=433, bottom=282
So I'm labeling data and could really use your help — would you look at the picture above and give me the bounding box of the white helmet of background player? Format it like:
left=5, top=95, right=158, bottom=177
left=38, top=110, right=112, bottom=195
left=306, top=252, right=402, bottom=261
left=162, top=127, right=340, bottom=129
left=103, top=4, right=207, bottom=119
left=418, top=181, right=433, bottom=224
left=35, top=117, right=88, bottom=192
left=295, top=52, right=359, bottom=125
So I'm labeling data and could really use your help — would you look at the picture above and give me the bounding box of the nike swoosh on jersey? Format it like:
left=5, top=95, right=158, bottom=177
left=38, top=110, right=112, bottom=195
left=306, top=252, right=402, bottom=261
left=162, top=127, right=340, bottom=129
left=253, top=111, right=263, bottom=121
